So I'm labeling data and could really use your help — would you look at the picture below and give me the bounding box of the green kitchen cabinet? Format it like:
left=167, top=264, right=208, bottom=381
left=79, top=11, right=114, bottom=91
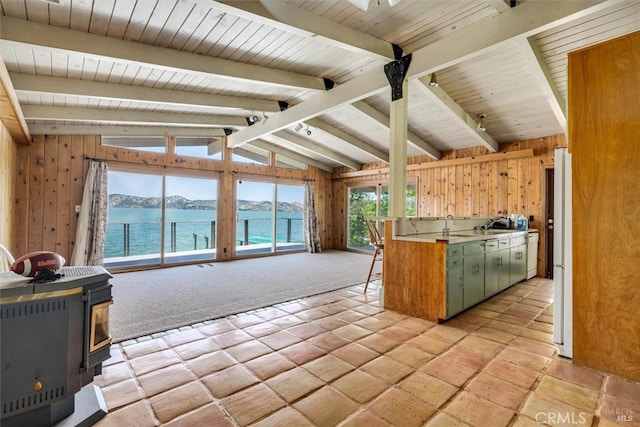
left=463, top=253, right=485, bottom=307
left=485, top=238, right=511, bottom=295
left=510, top=244, right=527, bottom=284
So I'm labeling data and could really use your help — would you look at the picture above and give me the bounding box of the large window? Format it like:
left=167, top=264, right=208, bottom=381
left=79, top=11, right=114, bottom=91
left=235, top=180, right=304, bottom=256
left=347, top=183, right=416, bottom=251
left=104, top=171, right=217, bottom=268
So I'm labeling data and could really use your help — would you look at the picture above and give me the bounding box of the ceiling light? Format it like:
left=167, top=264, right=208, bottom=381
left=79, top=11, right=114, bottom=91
left=428, top=72, right=438, bottom=87
left=349, top=0, right=403, bottom=11
left=294, top=123, right=303, bottom=132
left=305, top=125, right=312, bottom=136
left=477, top=114, right=487, bottom=132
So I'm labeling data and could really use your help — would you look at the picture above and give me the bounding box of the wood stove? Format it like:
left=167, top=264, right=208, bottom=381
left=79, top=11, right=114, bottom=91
left=0, top=266, right=113, bottom=427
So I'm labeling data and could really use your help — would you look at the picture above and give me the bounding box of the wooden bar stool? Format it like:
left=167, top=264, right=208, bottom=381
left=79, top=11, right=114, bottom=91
left=364, top=218, right=384, bottom=293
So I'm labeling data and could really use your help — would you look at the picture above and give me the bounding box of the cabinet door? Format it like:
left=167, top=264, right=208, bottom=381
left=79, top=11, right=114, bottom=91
left=485, top=251, right=499, bottom=296
left=446, top=265, right=464, bottom=317
left=510, top=244, right=527, bottom=284
left=464, top=254, right=485, bottom=307
left=497, top=249, right=511, bottom=291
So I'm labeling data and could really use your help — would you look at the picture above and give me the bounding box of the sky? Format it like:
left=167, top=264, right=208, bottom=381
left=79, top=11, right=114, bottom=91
left=109, top=171, right=304, bottom=203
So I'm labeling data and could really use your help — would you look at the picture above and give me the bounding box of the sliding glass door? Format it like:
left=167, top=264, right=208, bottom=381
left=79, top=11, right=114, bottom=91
left=235, top=180, right=304, bottom=256
left=104, top=171, right=217, bottom=268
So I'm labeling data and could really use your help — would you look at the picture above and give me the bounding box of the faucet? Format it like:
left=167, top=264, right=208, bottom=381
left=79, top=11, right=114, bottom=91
left=476, top=217, right=499, bottom=231
left=443, top=214, right=454, bottom=235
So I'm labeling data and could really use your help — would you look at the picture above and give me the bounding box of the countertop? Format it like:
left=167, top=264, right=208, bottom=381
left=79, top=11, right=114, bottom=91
left=392, top=229, right=529, bottom=244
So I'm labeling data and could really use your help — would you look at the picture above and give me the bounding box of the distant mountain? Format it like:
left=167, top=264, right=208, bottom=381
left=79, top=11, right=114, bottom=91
left=109, top=194, right=302, bottom=212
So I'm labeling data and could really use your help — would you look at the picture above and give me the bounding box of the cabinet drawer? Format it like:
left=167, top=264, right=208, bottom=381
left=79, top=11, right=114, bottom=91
left=510, top=236, right=526, bottom=246
left=485, top=240, right=499, bottom=252
left=447, top=256, right=463, bottom=268
left=498, top=239, right=511, bottom=249
left=447, top=245, right=463, bottom=257
left=463, top=242, right=485, bottom=255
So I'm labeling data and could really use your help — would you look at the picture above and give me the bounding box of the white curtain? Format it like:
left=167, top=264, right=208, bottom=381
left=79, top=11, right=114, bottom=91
left=303, top=180, right=321, bottom=253
left=71, top=160, right=109, bottom=266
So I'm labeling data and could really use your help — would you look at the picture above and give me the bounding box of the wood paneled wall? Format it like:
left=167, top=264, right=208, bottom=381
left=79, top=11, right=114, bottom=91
left=0, top=122, right=17, bottom=259
left=13, top=135, right=333, bottom=262
left=570, top=31, right=640, bottom=381
left=332, top=135, right=566, bottom=277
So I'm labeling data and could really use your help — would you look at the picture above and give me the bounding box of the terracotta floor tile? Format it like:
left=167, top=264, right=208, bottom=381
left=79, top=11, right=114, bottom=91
left=221, top=383, right=286, bottom=426
left=201, top=365, right=259, bottom=398
left=466, top=372, right=529, bottom=410
left=361, top=355, right=413, bottom=384
left=502, top=308, right=540, bottom=320
left=520, top=393, right=593, bottom=427
left=406, top=334, right=453, bottom=355
left=455, top=312, right=490, bottom=327
left=483, top=320, right=524, bottom=335
left=439, top=345, right=491, bottom=371
left=196, top=319, right=235, bottom=336
left=149, top=381, right=212, bottom=424
left=138, top=364, right=196, bottom=397
left=334, top=309, right=368, bottom=323
left=545, top=359, right=603, bottom=390
left=122, top=339, right=169, bottom=359
left=265, top=312, right=304, bottom=329
left=604, top=375, right=640, bottom=402
left=332, top=324, right=374, bottom=341
left=172, top=338, right=219, bottom=361
left=395, top=317, right=435, bottom=332
left=598, top=394, right=640, bottom=425
left=425, top=324, right=468, bottom=343
left=185, top=350, right=236, bottom=377
left=386, top=343, right=434, bottom=368
left=94, top=401, right=157, bottom=427
left=458, top=335, right=505, bottom=359
left=211, top=329, right=253, bottom=348
left=358, top=333, right=401, bottom=353
left=510, top=415, right=543, bottom=427
left=308, top=331, right=351, bottom=351
left=399, top=371, right=458, bottom=407
left=333, top=369, right=388, bottom=403
left=243, top=352, right=295, bottom=380
left=129, top=349, right=181, bottom=376
left=252, top=407, right=315, bottom=427
left=243, top=321, right=281, bottom=338
left=509, top=336, right=556, bottom=357
left=373, top=310, right=408, bottom=323
left=253, top=307, right=289, bottom=321
left=472, top=327, right=516, bottom=344
left=511, top=302, right=546, bottom=313
left=369, top=388, right=436, bottom=427
left=517, top=328, right=553, bottom=344
left=293, top=386, right=359, bottom=426
left=103, top=346, right=125, bottom=367
left=279, top=301, right=309, bottom=314
left=100, top=378, right=145, bottom=411
left=260, top=330, right=303, bottom=350
left=535, top=376, right=599, bottom=411
left=339, top=410, right=391, bottom=427
left=331, top=342, right=380, bottom=367
left=296, top=307, right=331, bottom=322
left=93, top=362, right=133, bottom=388
left=421, top=356, right=477, bottom=387
left=318, top=302, right=348, bottom=315
left=353, top=316, right=392, bottom=332
left=535, top=314, right=553, bottom=324
left=527, top=321, right=553, bottom=334
left=483, top=358, right=539, bottom=389
left=466, top=308, right=501, bottom=319
left=378, top=325, right=421, bottom=341
left=425, top=412, right=470, bottom=427
left=310, top=315, right=349, bottom=330
left=303, top=354, right=354, bottom=382
left=162, top=329, right=206, bottom=347
left=225, top=340, right=272, bottom=363
left=498, top=347, right=551, bottom=372
left=495, top=313, right=533, bottom=327
left=352, top=304, right=384, bottom=316
left=286, top=323, right=327, bottom=339
left=265, top=366, right=324, bottom=402
left=445, top=391, right=515, bottom=427
left=163, top=403, right=234, bottom=427
left=445, top=318, right=482, bottom=333
left=278, top=341, right=326, bottom=365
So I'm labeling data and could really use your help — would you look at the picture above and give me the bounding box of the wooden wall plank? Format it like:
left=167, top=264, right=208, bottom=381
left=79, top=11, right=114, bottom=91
left=42, top=135, right=59, bottom=252
left=0, top=123, right=18, bottom=261
left=56, top=135, right=71, bottom=257
left=28, top=136, right=45, bottom=253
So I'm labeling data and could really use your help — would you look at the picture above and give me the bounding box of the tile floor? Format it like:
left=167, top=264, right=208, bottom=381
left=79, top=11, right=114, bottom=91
left=94, top=278, right=640, bottom=426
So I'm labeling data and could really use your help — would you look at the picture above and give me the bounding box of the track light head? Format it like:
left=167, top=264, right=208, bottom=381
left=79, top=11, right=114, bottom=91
left=428, top=72, right=438, bottom=87
left=294, top=123, right=303, bottom=132
left=476, top=113, right=487, bottom=132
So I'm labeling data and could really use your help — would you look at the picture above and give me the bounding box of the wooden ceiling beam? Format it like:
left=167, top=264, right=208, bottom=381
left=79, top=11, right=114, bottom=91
left=270, top=131, right=361, bottom=170
left=351, top=101, right=441, bottom=159
left=22, top=105, right=247, bottom=128
left=207, top=0, right=396, bottom=60
left=413, top=78, right=499, bottom=152
left=10, top=73, right=283, bottom=113
left=226, top=0, right=616, bottom=147
left=251, top=138, right=334, bottom=172
left=0, top=16, right=327, bottom=91
left=27, top=124, right=228, bottom=137
left=0, top=57, right=30, bottom=144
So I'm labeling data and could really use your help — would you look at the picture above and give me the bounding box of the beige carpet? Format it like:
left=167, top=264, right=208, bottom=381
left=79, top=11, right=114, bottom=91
left=109, top=250, right=374, bottom=341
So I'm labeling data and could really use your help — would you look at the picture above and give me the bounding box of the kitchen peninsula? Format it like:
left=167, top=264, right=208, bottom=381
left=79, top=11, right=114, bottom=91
left=383, top=217, right=529, bottom=322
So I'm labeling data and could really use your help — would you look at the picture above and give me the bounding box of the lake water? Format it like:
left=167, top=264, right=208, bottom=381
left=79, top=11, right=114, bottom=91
left=105, top=208, right=304, bottom=258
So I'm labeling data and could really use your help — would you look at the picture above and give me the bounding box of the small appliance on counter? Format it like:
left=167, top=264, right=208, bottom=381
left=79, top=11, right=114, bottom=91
left=490, top=217, right=512, bottom=229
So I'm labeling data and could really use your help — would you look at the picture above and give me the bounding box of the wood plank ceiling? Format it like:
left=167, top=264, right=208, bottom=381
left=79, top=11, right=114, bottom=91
left=0, top=0, right=638, bottom=171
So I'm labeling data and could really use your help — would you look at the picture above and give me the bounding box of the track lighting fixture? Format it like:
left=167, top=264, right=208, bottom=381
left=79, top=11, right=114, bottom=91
left=476, top=113, right=487, bottom=132
left=305, top=125, right=312, bottom=136
left=294, top=123, right=303, bottom=132
left=428, top=72, right=438, bottom=87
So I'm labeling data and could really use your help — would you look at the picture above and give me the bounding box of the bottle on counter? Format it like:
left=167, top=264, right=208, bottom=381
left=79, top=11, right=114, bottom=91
left=517, top=214, right=528, bottom=231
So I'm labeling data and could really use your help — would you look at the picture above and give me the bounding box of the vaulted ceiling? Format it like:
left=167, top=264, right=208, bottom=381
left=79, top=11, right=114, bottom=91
left=1, top=0, right=638, bottom=172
